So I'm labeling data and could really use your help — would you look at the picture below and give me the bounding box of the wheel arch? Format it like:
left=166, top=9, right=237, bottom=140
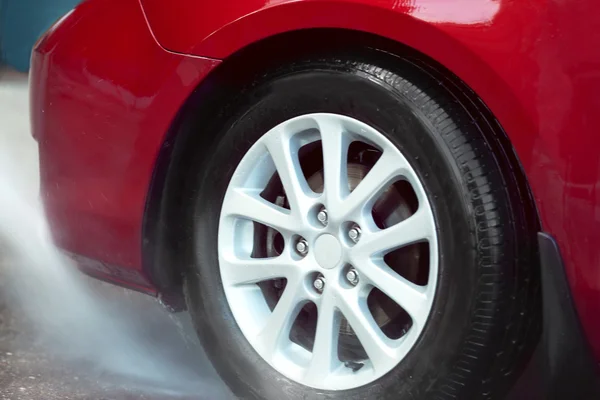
left=142, top=27, right=541, bottom=310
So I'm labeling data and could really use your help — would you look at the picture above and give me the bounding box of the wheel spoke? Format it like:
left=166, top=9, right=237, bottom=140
left=337, top=292, right=397, bottom=373
left=340, top=150, right=408, bottom=217
left=304, top=291, right=341, bottom=385
left=220, top=255, right=296, bottom=286
left=264, top=131, right=311, bottom=215
left=254, top=276, right=307, bottom=361
left=222, top=188, right=295, bottom=233
left=359, top=260, right=429, bottom=328
left=316, top=116, right=350, bottom=207
left=356, top=208, right=434, bottom=256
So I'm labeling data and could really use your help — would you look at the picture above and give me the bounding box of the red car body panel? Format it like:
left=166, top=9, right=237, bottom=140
left=30, top=0, right=220, bottom=292
left=31, top=0, right=600, bottom=360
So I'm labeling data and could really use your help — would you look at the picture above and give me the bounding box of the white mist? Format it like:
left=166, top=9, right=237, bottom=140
left=0, top=70, right=230, bottom=399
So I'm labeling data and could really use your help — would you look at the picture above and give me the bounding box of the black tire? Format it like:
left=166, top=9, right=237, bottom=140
left=181, top=53, right=540, bottom=400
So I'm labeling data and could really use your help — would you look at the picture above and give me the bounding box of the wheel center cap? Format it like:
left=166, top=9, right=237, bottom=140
left=314, top=234, right=342, bottom=270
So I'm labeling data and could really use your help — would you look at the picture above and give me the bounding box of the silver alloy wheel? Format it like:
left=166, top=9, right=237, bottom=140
left=218, top=113, right=439, bottom=390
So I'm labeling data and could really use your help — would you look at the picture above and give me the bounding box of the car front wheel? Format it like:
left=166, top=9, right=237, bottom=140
left=182, top=53, right=539, bottom=400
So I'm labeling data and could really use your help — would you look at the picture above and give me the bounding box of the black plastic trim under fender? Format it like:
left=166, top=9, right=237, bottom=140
left=538, top=232, right=600, bottom=399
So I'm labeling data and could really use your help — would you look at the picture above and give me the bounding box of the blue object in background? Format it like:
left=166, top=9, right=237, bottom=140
left=0, top=0, right=80, bottom=72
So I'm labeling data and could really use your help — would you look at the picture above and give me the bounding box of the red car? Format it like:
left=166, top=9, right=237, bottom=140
left=30, top=0, right=600, bottom=398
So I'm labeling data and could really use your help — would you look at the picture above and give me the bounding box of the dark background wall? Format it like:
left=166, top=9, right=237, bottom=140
left=0, top=0, right=80, bottom=71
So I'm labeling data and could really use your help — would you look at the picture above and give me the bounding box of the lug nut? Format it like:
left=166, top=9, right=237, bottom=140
left=346, top=268, right=359, bottom=286
left=317, top=208, right=328, bottom=226
left=295, top=238, right=308, bottom=256
left=348, top=225, right=361, bottom=243
left=313, top=276, right=325, bottom=292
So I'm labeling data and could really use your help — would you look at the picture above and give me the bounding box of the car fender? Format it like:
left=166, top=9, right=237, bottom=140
left=139, top=0, right=536, bottom=152
left=139, top=0, right=539, bottom=195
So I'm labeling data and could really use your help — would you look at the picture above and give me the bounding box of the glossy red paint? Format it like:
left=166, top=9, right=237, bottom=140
left=31, top=0, right=600, bottom=360
left=30, top=0, right=220, bottom=291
